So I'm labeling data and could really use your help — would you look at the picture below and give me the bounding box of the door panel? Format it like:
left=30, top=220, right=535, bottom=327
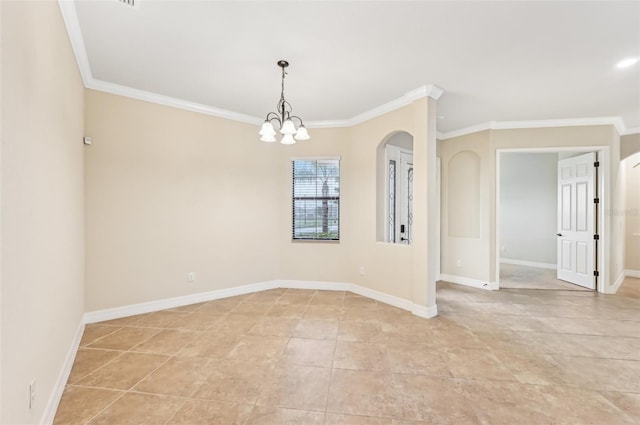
left=557, top=152, right=595, bottom=289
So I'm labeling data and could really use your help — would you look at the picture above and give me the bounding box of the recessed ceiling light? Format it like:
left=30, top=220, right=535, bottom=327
left=616, top=57, right=639, bottom=69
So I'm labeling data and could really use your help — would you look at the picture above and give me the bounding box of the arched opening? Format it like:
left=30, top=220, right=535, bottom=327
left=376, top=131, right=414, bottom=243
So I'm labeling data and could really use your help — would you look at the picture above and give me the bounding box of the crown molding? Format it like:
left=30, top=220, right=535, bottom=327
left=621, top=127, right=640, bottom=136
left=437, top=117, right=630, bottom=140
left=307, top=84, right=444, bottom=129
left=88, top=79, right=263, bottom=125
left=58, top=0, right=91, bottom=87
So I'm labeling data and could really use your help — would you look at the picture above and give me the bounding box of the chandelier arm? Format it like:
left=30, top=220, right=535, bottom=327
left=288, top=115, right=305, bottom=126
left=265, top=112, right=282, bottom=127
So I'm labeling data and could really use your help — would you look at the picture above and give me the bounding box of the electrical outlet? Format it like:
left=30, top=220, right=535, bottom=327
left=187, top=272, right=195, bottom=282
left=29, top=379, right=36, bottom=409
left=358, top=266, right=365, bottom=276
left=456, top=259, right=463, bottom=267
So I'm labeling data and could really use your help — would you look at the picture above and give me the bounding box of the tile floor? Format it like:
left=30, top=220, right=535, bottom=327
left=499, top=263, right=591, bottom=291
left=54, top=278, right=640, bottom=424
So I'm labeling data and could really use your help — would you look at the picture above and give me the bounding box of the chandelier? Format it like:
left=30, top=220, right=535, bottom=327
left=259, top=60, right=310, bottom=144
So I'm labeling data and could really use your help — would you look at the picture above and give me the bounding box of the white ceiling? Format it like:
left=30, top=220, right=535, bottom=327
left=67, top=0, right=640, bottom=134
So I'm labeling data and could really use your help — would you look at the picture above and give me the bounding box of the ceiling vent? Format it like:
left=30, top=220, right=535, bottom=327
left=116, top=0, right=136, bottom=8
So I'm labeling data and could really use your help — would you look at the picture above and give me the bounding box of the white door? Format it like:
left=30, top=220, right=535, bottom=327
left=557, top=152, right=596, bottom=289
left=399, top=152, right=413, bottom=244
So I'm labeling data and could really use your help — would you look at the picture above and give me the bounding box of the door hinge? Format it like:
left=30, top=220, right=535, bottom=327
left=594, top=161, right=600, bottom=167
left=594, top=270, right=599, bottom=277
left=594, top=198, right=600, bottom=204
left=594, top=234, right=600, bottom=240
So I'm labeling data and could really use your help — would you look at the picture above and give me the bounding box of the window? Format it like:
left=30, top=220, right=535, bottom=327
left=292, top=158, right=340, bottom=241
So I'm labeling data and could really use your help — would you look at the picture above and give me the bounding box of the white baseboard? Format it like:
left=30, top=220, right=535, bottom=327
left=85, top=279, right=439, bottom=324
left=83, top=280, right=279, bottom=323
left=625, top=269, right=640, bottom=278
left=41, top=321, right=85, bottom=425
left=439, top=274, right=498, bottom=291
left=608, top=272, right=626, bottom=294
left=500, top=258, right=557, bottom=270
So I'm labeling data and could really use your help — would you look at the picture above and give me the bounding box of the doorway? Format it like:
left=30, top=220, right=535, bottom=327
left=496, top=148, right=607, bottom=292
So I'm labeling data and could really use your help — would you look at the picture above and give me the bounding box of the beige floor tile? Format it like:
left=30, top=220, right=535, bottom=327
left=304, top=305, right=343, bottom=320
left=245, top=290, right=283, bottom=304
left=178, top=331, right=240, bottom=358
left=169, top=311, right=226, bottom=331
left=334, top=341, right=389, bottom=372
left=343, top=295, right=377, bottom=309
left=167, top=399, right=253, bottom=425
left=277, top=293, right=314, bottom=305
left=129, top=310, right=189, bottom=328
left=53, top=386, right=123, bottom=425
left=282, top=338, right=336, bottom=367
left=86, top=326, right=160, bottom=351
left=198, top=299, right=241, bottom=314
left=445, top=347, right=515, bottom=381
left=80, top=324, right=121, bottom=347
left=130, top=329, right=196, bottom=355
left=550, top=354, right=640, bottom=392
left=266, top=304, right=308, bottom=318
left=77, top=352, right=169, bottom=390
left=249, top=317, right=300, bottom=336
left=327, top=369, right=400, bottom=418
left=293, top=319, right=339, bottom=339
left=87, top=392, right=185, bottom=425
left=600, top=391, right=640, bottom=421
left=338, top=321, right=385, bottom=342
left=232, top=301, right=273, bottom=315
left=99, top=313, right=149, bottom=326
left=257, top=365, right=331, bottom=411
left=245, top=406, right=325, bottom=425
left=310, top=291, right=345, bottom=306
left=392, top=375, right=480, bottom=424
left=194, top=358, right=275, bottom=404
left=227, top=335, right=289, bottom=361
left=341, top=308, right=379, bottom=323
left=386, top=341, right=451, bottom=377
left=215, top=312, right=261, bottom=333
left=134, top=356, right=210, bottom=397
left=324, top=413, right=421, bottom=425
left=67, top=348, right=122, bottom=384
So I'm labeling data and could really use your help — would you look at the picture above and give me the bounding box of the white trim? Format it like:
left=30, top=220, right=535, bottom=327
left=40, top=321, right=85, bottom=425
left=88, top=79, right=262, bottom=125
left=308, top=85, right=444, bottom=129
left=290, top=156, right=342, bottom=162
left=57, top=1, right=91, bottom=87
left=84, top=279, right=438, bottom=324
left=607, top=272, right=626, bottom=294
left=500, top=258, right=557, bottom=270
left=625, top=269, right=640, bottom=278
left=83, top=280, right=278, bottom=323
left=438, top=117, right=627, bottom=140
left=621, top=127, right=640, bottom=136
left=439, top=274, right=498, bottom=291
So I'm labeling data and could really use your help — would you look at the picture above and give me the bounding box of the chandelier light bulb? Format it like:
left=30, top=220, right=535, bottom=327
left=259, top=121, right=276, bottom=137
left=294, top=125, right=310, bottom=140
left=260, top=133, right=276, bottom=142
left=281, top=133, right=296, bottom=145
left=281, top=119, right=296, bottom=135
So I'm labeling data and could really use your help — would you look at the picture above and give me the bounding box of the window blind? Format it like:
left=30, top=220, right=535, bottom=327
left=292, top=159, right=340, bottom=241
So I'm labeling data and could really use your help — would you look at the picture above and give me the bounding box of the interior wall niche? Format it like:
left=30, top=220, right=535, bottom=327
left=448, top=150, right=481, bottom=238
left=376, top=131, right=414, bottom=243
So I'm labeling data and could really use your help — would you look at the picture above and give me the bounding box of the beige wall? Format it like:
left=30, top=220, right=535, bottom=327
left=624, top=152, right=640, bottom=272
left=85, top=93, right=437, bottom=312
left=1, top=2, right=85, bottom=423
left=621, top=133, right=640, bottom=160
left=440, top=125, right=620, bottom=289
left=84, top=90, right=282, bottom=311
left=439, top=131, right=491, bottom=282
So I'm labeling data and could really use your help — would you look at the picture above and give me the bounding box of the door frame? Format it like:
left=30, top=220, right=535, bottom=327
left=495, top=146, right=609, bottom=293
